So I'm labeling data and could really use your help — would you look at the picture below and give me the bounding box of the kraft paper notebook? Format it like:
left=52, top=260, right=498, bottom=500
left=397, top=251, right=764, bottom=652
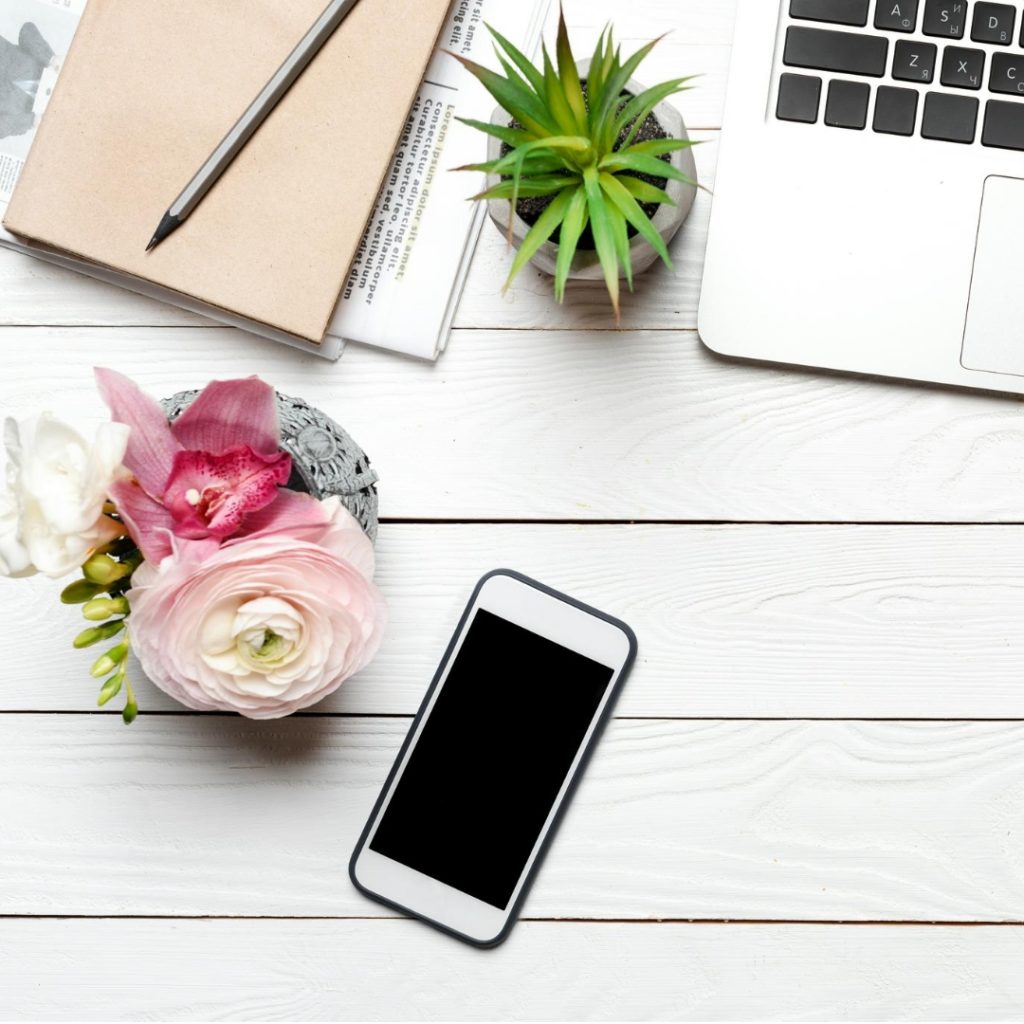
left=3, top=0, right=452, bottom=350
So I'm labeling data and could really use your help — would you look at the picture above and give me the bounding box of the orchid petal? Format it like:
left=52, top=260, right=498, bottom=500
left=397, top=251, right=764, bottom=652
left=168, top=535, right=221, bottom=569
left=94, top=368, right=180, bottom=497
left=164, top=446, right=292, bottom=540
left=171, top=377, right=281, bottom=456
left=237, top=488, right=332, bottom=540
left=109, top=478, right=176, bottom=564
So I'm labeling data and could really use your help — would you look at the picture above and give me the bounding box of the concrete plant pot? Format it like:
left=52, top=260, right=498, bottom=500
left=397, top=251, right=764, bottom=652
left=486, top=58, right=697, bottom=282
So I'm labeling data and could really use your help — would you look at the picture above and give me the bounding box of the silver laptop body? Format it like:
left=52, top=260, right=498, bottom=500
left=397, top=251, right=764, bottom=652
left=699, top=0, right=1024, bottom=393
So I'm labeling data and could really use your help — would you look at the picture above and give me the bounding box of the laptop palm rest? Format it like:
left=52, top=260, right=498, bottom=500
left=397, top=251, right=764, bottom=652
left=962, top=176, right=1024, bottom=378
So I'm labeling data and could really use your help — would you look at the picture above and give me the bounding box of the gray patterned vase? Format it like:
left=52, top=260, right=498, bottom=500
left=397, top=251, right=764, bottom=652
left=162, top=390, right=379, bottom=542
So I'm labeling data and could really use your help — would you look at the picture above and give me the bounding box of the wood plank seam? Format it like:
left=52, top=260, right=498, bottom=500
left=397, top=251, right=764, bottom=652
left=5, top=919, right=1018, bottom=927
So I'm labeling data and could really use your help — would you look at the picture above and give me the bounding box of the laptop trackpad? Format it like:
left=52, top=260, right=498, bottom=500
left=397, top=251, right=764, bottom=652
left=963, top=176, right=1024, bottom=377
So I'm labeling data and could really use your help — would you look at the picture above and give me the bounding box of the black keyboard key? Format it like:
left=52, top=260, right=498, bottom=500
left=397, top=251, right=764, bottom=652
left=982, top=98, right=1024, bottom=148
left=873, top=84, right=920, bottom=133
left=825, top=79, right=871, bottom=127
left=941, top=45, right=985, bottom=88
left=971, top=2, right=1016, bottom=42
left=921, top=90, right=979, bottom=141
left=791, top=0, right=870, bottom=24
left=777, top=73, right=823, bottom=121
left=875, top=0, right=920, bottom=30
left=923, top=0, right=969, bottom=37
left=990, top=52, right=1024, bottom=94
left=784, top=26, right=889, bottom=77
left=893, top=39, right=938, bottom=81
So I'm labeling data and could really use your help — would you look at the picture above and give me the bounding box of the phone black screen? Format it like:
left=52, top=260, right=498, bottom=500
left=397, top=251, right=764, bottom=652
left=370, top=608, right=615, bottom=910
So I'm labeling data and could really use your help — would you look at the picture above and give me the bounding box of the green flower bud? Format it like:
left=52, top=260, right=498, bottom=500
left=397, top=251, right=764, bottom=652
left=82, top=554, right=129, bottom=587
left=122, top=700, right=138, bottom=725
left=82, top=597, right=130, bottom=622
left=61, top=579, right=105, bottom=605
left=94, top=536, right=134, bottom=559
left=122, top=677, right=138, bottom=724
left=97, top=671, right=124, bottom=707
left=90, top=641, right=130, bottom=678
left=73, top=619, right=126, bottom=649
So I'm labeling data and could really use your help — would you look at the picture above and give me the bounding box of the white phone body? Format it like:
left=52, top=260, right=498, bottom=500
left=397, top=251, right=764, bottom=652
left=349, top=570, right=637, bottom=947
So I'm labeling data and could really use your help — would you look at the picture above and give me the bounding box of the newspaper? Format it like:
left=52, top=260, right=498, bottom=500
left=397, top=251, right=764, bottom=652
left=0, top=0, right=85, bottom=238
left=0, top=0, right=552, bottom=362
left=327, top=0, right=552, bottom=359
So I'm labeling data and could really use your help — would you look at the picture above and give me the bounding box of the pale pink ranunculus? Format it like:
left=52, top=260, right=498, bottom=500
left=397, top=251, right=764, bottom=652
left=128, top=498, right=386, bottom=719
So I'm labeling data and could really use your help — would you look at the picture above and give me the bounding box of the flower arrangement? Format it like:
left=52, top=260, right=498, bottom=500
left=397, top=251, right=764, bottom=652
left=452, top=8, right=697, bottom=318
left=0, top=371, right=386, bottom=723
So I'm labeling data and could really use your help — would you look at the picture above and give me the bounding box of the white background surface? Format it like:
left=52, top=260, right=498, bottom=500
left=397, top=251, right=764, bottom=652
left=3, top=0, right=1024, bottom=1019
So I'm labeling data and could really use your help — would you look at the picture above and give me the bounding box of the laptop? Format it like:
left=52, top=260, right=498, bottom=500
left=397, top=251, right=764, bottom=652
left=698, top=0, right=1024, bottom=394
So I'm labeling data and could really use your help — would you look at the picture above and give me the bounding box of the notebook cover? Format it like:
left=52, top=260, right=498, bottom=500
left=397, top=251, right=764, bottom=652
left=3, top=0, right=451, bottom=343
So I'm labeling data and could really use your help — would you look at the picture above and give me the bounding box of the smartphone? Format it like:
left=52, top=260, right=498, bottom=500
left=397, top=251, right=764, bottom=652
left=349, top=569, right=637, bottom=948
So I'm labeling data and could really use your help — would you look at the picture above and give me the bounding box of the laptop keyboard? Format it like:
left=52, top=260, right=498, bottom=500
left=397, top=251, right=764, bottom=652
left=777, top=0, right=1024, bottom=147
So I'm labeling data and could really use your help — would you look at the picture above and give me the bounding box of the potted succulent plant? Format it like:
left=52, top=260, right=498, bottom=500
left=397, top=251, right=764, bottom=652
left=451, top=9, right=699, bottom=319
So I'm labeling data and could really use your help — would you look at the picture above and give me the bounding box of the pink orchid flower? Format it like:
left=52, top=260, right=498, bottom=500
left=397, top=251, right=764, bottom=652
left=95, top=369, right=327, bottom=565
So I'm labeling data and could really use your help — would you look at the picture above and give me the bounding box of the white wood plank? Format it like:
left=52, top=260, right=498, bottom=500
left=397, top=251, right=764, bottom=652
left=0, top=250, right=210, bottom=328
left=5, top=524, right=1024, bottom=719
left=4, top=715, right=1024, bottom=921
left=549, top=0, right=739, bottom=54
left=2, top=328, right=1023, bottom=524
left=2, top=918, right=1023, bottom=1021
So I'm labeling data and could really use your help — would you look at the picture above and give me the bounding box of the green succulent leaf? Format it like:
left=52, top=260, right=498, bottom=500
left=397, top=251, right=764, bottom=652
left=495, top=52, right=541, bottom=104
left=586, top=27, right=610, bottom=117
left=554, top=187, right=589, bottom=303
left=504, top=186, right=578, bottom=290
left=556, top=7, right=587, bottom=129
left=609, top=201, right=633, bottom=292
left=448, top=51, right=557, bottom=136
left=599, top=150, right=692, bottom=183
left=485, top=135, right=591, bottom=171
left=599, top=171, right=673, bottom=269
left=595, top=34, right=668, bottom=148
left=462, top=157, right=564, bottom=180
left=582, top=166, right=621, bottom=320
left=455, top=117, right=535, bottom=149
left=615, top=78, right=696, bottom=148
left=460, top=154, right=571, bottom=177
left=485, top=22, right=547, bottom=96
left=618, top=174, right=675, bottom=206
left=617, top=137, right=696, bottom=159
left=542, top=45, right=581, bottom=135
left=473, top=176, right=575, bottom=201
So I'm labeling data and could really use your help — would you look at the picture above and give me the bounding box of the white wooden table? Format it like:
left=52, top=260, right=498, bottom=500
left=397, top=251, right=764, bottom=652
left=4, top=1, right=1024, bottom=1019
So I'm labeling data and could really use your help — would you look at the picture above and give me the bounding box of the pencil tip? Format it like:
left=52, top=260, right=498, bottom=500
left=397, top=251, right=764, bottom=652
left=145, top=212, right=181, bottom=253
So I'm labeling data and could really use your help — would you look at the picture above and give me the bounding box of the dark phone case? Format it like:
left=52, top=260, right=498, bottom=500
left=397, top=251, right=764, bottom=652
left=349, top=568, right=639, bottom=949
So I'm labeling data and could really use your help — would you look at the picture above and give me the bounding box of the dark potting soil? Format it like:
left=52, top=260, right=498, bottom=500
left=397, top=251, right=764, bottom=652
left=499, top=90, right=671, bottom=252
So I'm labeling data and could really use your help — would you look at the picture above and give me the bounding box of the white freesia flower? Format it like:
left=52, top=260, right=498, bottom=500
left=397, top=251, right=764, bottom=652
left=0, top=487, right=31, bottom=577
left=1, top=413, right=131, bottom=578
